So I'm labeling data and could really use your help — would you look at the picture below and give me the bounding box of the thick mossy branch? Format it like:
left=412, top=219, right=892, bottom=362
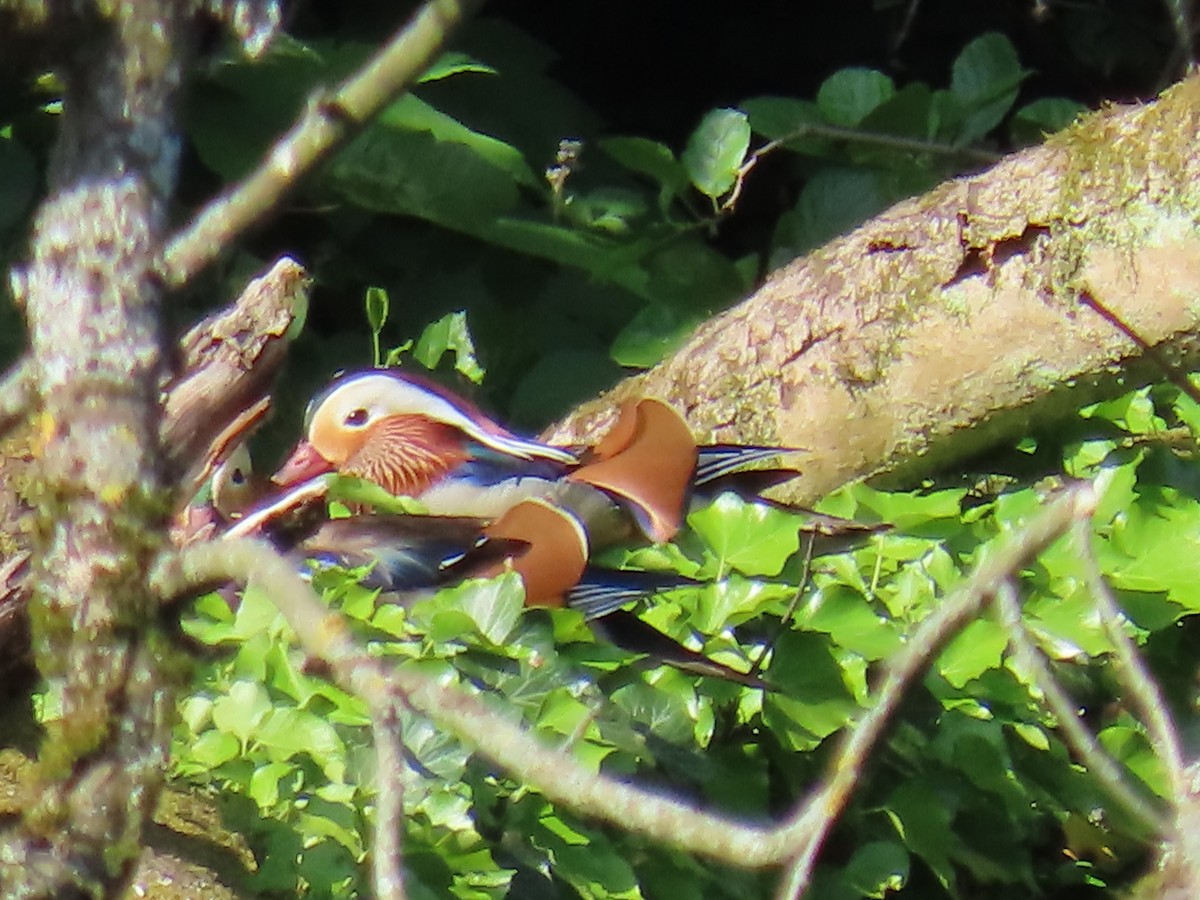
left=548, top=77, right=1200, bottom=506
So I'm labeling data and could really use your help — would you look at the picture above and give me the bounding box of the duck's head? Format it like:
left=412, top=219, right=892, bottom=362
left=272, top=370, right=576, bottom=493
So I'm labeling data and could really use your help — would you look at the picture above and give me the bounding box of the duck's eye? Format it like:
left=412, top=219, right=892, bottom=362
left=344, top=408, right=370, bottom=428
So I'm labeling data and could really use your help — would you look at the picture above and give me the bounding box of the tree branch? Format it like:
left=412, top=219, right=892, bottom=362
left=547, top=76, right=1200, bottom=506
left=161, top=0, right=485, bottom=287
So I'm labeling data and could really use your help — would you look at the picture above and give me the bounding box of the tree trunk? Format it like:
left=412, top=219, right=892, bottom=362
left=0, top=4, right=187, bottom=897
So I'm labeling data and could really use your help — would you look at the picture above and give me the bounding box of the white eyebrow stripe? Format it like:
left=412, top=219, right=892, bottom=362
left=324, top=373, right=577, bottom=464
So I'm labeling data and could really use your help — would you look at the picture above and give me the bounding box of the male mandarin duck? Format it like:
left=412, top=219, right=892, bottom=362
left=269, top=368, right=818, bottom=547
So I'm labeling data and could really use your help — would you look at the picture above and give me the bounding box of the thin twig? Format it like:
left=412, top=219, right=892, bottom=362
left=1073, top=520, right=1188, bottom=802
left=722, top=122, right=1000, bottom=213
left=995, top=579, right=1170, bottom=835
left=749, top=530, right=816, bottom=679
left=372, top=706, right=408, bottom=900
left=161, top=0, right=485, bottom=287
left=1077, top=290, right=1200, bottom=408
left=773, top=486, right=1094, bottom=899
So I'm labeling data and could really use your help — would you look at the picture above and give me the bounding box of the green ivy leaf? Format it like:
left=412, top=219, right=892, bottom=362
left=188, top=730, right=241, bottom=769
left=681, top=108, right=751, bottom=199
left=688, top=492, right=802, bottom=577
left=250, top=761, right=297, bottom=809
left=800, top=584, right=902, bottom=661
left=255, top=707, right=348, bottom=783
left=938, top=616, right=1008, bottom=688
left=211, top=680, right=273, bottom=746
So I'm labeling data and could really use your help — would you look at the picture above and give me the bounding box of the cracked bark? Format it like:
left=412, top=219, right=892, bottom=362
left=547, top=76, right=1200, bottom=506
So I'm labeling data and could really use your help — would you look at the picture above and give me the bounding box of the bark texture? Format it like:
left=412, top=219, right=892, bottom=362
left=0, top=257, right=305, bottom=690
left=547, top=77, right=1200, bottom=505
left=0, top=4, right=187, bottom=897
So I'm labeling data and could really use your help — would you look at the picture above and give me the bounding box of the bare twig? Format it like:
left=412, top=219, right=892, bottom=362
left=161, top=0, right=485, bottom=286
left=995, top=579, right=1170, bottom=835
left=372, top=706, right=408, bottom=900
left=748, top=530, right=816, bottom=679
left=1073, top=520, right=1188, bottom=805
left=1078, top=290, right=1200, bottom=408
left=773, top=486, right=1094, bottom=899
left=722, top=122, right=1001, bottom=213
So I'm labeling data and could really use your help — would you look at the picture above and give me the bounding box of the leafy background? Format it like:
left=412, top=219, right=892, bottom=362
left=3, top=1, right=1197, bottom=897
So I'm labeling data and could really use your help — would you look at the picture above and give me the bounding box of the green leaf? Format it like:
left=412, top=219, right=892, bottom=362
left=681, top=108, right=751, bottom=199
left=326, top=475, right=429, bottom=514
left=773, top=167, right=889, bottom=258
left=844, top=841, right=910, bottom=898
left=255, top=707, right=348, bottom=782
left=1010, top=97, right=1083, bottom=145
left=801, top=584, right=902, bottom=660
left=365, top=285, right=388, bottom=333
left=1098, top=491, right=1200, bottom=610
left=418, top=51, right=497, bottom=83
left=1098, top=724, right=1168, bottom=797
left=938, top=617, right=1008, bottom=688
left=610, top=303, right=700, bottom=369
left=947, top=32, right=1027, bottom=143
left=687, top=492, right=801, bottom=576
left=450, top=573, right=525, bottom=646
left=250, top=761, right=297, bottom=809
left=375, top=93, right=537, bottom=186
left=885, top=780, right=959, bottom=890
left=211, top=680, right=273, bottom=745
left=740, top=96, right=833, bottom=154
left=415, top=573, right=526, bottom=646
left=611, top=681, right=695, bottom=744
left=817, top=68, right=895, bottom=127
left=763, top=631, right=859, bottom=748
left=600, top=136, right=689, bottom=198
left=188, top=730, right=241, bottom=769
left=412, top=310, right=486, bottom=383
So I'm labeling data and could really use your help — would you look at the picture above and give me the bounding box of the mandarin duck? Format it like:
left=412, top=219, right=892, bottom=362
left=268, top=369, right=835, bottom=544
